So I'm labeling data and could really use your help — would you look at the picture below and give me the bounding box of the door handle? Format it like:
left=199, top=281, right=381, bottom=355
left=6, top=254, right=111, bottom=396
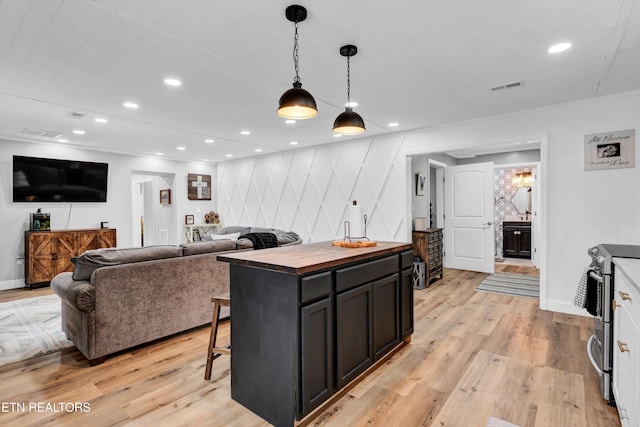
left=483, top=222, right=492, bottom=228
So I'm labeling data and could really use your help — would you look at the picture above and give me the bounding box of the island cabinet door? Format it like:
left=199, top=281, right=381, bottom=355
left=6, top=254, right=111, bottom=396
left=400, top=267, right=414, bottom=339
left=300, top=297, right=334, bottom=417
left=372, top=274, right=400, bottom=360
left=336, top=283, right=373, bottom=389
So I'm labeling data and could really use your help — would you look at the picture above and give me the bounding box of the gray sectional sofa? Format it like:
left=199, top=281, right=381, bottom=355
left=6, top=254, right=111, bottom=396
left=51, top=227, right=301, bottom=365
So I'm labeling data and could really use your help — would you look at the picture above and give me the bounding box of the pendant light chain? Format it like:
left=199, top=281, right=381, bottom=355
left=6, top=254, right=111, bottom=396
left=346, top=55, right=351, bottom=105
left=293, top=21, right=300, bottom=84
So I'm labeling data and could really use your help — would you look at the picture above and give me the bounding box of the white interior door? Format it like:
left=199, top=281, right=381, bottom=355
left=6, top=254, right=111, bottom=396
left=444, top=162, right=494, bottom=273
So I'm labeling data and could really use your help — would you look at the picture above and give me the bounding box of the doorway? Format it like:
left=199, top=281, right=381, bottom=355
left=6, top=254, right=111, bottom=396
left=131, top=172, right=176, bottom=247
left=409, top=146, right=542, bottom=271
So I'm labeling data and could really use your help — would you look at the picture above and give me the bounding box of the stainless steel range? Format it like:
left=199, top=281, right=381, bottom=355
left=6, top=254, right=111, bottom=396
left=586, top=244, right=640, bottom=404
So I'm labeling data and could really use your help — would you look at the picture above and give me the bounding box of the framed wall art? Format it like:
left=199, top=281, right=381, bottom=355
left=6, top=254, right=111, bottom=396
left=584, top=129, right=635, bottom=171
left=185, top=214, right=195, bottom=225
left=188, top=174, right=212, bottom=200
left=416, top=172, right=426, bottom=196
left=160, top=189, right=171, bottom=205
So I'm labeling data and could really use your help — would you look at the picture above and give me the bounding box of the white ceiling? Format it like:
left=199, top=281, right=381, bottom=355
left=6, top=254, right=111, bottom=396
left=1, top=0, right=639, bottom=163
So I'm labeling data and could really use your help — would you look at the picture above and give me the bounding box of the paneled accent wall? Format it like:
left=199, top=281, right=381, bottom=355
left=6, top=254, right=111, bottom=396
left=217, top=135, right=408, bottom=243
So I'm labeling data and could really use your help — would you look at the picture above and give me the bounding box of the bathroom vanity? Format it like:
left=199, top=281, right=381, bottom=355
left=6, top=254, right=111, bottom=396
left=503, top=220, right=531, bottom=259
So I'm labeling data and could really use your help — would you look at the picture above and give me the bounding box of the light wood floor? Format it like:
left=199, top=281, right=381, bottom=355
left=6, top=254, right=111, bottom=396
left=0, top=267, right=620, bottom=427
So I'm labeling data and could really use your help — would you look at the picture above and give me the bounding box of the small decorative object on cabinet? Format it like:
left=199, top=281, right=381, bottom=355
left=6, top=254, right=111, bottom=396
left=412, top=228, right=443, bottom=285
left=185, top=215, right=194, bottom=225
left=30, top=209, right=50, bottom=231
left=24, top=228, right=116, bottom=288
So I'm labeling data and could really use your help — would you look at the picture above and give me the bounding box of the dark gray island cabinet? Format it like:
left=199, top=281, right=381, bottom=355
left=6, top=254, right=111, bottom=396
left=217, top=241, right=414, bottom=427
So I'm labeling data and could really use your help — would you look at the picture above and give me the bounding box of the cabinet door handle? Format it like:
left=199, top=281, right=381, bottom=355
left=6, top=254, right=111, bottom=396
left=617, top=340, right=630, bottom=353
left=612, top=299, right=620, bottom=310
left=619, top=291, right=632, bottom=301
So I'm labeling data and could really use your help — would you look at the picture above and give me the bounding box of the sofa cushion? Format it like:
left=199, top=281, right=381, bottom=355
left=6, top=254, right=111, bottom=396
left=202, top=231, right=241, bottom=241
left=181, top=239, right=236, bottom=256
left=217, top=226, right=251, bottom=236
left=72, top=245, right=183, bottom=280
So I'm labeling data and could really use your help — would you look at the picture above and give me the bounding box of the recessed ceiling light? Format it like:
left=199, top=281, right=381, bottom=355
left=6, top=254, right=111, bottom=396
left=94, top=118, right=108, bottom=124
left=548, top=42, right=571, bottom=53
left=57, top=139, right=69, bottom=143
left=177, top=146, right=186, bottom=151
left=290, top=141, right=298, bottom=145
left=285, top=119, right=296, bottom=124
left=156, top=152, right=164, bottom=156
left=254, top=148, right=263, bottom=152
left=226, top=154, right=233, bottom=157
left=333, top=134, right=342, bottom=138
left=123, top=101, right=139, bottom=109
left=346, top=101, right=358, bottom=108
left=164, top=78, right=182, bottom=87
left=205, top=139, right=214, bottom=143
left=388, top=122, right=399, bottom=127
left=72, top=129, right=85, bottom=135
left=203, top=159, right=210, bottom=162
left=241, top=130, right=251, bottom=135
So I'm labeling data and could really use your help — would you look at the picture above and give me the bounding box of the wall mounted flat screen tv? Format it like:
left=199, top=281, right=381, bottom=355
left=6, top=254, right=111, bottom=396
left=13, top=155, right=108, bottom=202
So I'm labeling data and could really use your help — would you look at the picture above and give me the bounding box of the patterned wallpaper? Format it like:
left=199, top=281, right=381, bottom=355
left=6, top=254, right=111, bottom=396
left=494, top=165, right=536, bottom=257
left=217, top=135, right=408, bottom=243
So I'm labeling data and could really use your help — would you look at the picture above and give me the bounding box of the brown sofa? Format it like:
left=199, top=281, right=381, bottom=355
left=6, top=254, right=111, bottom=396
left=51, top=228, right=301, bottom=364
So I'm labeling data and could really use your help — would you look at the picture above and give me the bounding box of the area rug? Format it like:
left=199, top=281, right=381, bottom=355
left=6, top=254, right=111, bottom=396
left=476, top=272, right=539, bottom=298
left=0, top=294, right=72, bottom=368
left=486, top=416, right=521, bottom=427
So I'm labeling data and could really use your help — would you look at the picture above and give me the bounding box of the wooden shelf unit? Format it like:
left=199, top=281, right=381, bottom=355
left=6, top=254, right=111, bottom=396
left=412, top=228, right=443, bottom=284
left=24, top=228, right=116, bottom=287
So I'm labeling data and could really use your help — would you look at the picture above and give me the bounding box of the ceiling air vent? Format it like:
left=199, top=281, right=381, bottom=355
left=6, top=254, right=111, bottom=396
left=21, top=129, right=63, bottom=139
left=69, top=112, right=85, bottom=119
left=491, top=81, right=524, bottom=92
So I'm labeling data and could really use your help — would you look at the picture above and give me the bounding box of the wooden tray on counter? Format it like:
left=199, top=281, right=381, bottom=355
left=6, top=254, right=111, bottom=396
left=331, top=240, right=378, bottom=248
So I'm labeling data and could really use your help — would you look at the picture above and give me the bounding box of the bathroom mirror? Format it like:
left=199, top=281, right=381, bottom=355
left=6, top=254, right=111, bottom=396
left=511, top=186, right=531, bottom=214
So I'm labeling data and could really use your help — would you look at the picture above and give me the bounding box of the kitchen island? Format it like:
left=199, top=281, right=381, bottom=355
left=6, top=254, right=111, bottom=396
left=217, top=241, right=414, bottom=427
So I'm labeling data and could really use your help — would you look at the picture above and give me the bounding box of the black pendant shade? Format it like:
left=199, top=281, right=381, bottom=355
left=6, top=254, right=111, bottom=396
left=277, top=5, right=318, bottom=120
left=333, top=107, right=366, bottom=135
left=277, top=82, right=318, bottom=119
left=333, top=44, right=365, bottom=135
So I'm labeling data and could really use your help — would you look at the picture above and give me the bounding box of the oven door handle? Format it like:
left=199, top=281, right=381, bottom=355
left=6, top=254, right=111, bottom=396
left=587, top=335, right=604, bottom=375
left=589, top=271, right=604, bottom=282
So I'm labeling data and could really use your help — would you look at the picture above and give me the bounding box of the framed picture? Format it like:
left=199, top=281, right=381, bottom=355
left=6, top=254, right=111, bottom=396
left=160, top=189, right=171, bottom=205
left=584, top=129, right=635, bottom=171
left=193, top=229, right=201, bottom=241
left=188, top=174, right=212, bottom=200
left=185, top=214, right=194, bottom=225
left=416, top=172, right=426, bottom=196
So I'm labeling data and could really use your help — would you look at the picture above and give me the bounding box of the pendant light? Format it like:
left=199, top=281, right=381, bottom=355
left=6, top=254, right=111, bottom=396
left=333, top=44, right=365, bottom=135
left=277, top=5, right=318, bottom=120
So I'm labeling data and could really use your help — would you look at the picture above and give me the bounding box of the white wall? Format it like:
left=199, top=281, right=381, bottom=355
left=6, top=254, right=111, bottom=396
left=0, top=139, right=216, bottom=289
left=217, top=90, right=640, bottom=316
left=402, top=90, right=640, bottom=315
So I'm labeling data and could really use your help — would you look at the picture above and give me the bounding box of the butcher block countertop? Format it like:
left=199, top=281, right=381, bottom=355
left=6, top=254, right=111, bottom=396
left=217, top=240, right=412, bottom=275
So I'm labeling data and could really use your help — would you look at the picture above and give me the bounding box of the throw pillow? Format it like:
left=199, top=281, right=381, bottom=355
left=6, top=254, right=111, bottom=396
left=203, top=232, right=241, bottom=241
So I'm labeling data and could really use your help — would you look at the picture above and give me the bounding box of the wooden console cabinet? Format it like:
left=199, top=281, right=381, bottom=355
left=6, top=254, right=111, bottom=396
left=412, top=228, right=443, bottom=284
left=24, top=228, right=116, bottom=287
left=218, top=241, right=413, bottom=426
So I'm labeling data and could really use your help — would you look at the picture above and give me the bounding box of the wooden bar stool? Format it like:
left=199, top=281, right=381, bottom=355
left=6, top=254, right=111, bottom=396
left=204, top=295, right=231, bottom=380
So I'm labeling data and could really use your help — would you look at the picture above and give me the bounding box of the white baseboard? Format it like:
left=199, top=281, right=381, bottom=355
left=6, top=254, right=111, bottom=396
left=0, top=279, right=26, bottom=291
left=544, top=298, right=592, bottom=317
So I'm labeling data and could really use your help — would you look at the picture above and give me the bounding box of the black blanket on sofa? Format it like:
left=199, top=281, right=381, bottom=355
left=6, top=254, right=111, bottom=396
left=239, top=232, right=279, bottom=250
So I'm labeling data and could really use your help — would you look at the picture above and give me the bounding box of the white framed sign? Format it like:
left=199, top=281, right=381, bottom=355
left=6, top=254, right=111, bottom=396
left=584, top=129, right=635, bottom=171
